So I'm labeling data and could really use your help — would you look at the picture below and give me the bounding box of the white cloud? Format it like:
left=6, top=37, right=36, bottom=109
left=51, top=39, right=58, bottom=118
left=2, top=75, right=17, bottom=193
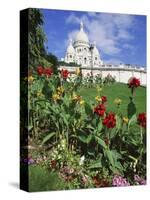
left=113, top=14, right=134, bottom=29
left=117, top=29, right=133, bottom=40
left=66, top=13, right=80, bottom=24
left=65, top=12, right=135, bottom=56
left=67, top=30, right=79, bottom=41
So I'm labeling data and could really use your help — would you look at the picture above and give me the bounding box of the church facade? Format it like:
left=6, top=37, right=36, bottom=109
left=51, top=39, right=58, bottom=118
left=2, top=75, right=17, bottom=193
left=64, top=22, right=103, bottom=67
left=60, top=22, right=146, bottom=86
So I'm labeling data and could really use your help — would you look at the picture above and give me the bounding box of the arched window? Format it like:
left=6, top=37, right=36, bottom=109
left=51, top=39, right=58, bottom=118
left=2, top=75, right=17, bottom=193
left=84, top=57, right=87, bottom=64
left=79, top=57, right=81, bottom=65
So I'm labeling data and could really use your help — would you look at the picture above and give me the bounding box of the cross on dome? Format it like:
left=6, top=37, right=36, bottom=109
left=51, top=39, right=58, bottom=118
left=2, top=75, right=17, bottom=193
left=80, top=21, right=83, bottom=31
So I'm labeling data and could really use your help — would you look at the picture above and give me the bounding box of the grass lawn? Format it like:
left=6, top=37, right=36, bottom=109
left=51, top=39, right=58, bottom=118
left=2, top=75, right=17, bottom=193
left=28, top=165, right=66, bottom=192
left=78, top=83, right=146, bottom=116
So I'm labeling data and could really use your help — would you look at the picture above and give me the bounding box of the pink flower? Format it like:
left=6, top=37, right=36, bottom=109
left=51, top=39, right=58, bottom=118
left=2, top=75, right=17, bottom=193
left=134, top=175, right=146, bottom=185
left=112, top=175, right=130, bottom=187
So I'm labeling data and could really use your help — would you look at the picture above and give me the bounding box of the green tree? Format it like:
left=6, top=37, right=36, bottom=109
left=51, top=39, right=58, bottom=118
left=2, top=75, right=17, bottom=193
left=28, top=8, right=50, bottom=69
left=45, top=53, right=59, bottom=74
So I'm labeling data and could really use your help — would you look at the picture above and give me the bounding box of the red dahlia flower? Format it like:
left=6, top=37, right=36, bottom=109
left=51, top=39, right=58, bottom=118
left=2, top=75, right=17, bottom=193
left=61, top=69, right=69, bottom=79
left=51, top=160, right=57, bottom=169
left=101, top=96, right=107, bottom=104
left=103, top=112, right=116, bottom=128
left=37, top=66, right=44, bottom=76
left=137, top=113, right=146, bottom=128
left=94, top=104, right=106, bottom=117
left=44, top=68, right=53, bottom=77
left=128, top=77, right=140, bottom=88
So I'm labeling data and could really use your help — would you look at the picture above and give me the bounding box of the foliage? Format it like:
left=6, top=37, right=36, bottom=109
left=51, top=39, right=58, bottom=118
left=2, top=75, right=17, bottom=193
left=103, top=73, right=116, bottom=85
left=21, top=67, right=146, bottom=190
left=28, top=8, right=48, bottom=69
left=45, top=53, right=59, bottom=74
left=28, top=8, right=59, bottom=72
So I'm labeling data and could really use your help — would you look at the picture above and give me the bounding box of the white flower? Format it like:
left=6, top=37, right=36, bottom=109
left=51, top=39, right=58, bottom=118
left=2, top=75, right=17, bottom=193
left=79, top=155, right=85, bottom=165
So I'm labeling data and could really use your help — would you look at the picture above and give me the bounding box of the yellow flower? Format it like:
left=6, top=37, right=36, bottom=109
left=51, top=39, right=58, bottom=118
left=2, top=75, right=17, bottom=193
left=79, top=100, right=85, bottom=105
left=52, top=93, right=60, bottom=101
left=95, top=96, right=102, bottom=102
left=123, top=117, right=129, bottom=124
left=57, top=86, right=64, bottom=95
left=114, top=98, right=122, bottom=105
left=37, top=91, right=43, bottom=97
left=75, top=67, right=80, bottom=76
left=72, top=93, right=80, bottom=101
left=96, top=85, right=102, bottom=93
left=28, top=76, right=34, bottom=83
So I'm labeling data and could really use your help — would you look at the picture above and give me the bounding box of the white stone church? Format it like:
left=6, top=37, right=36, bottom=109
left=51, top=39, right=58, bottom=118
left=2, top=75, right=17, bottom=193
left=60, top=22, right=146, bottom=86
left=64, top=22, right=103, bottom=67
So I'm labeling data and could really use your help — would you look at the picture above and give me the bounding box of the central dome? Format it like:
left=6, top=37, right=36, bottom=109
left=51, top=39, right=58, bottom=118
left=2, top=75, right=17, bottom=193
left=74, top=22, right=89, bottom=43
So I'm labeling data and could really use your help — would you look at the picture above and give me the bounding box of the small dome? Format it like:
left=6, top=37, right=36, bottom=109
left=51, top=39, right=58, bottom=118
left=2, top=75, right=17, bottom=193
left=66, top=39, right=75, bottom=54
left=93, top=46, right=99, bottom=55
left=93, top=42, right=100, bottom=55
left=75, top=22, right=89, bottom=43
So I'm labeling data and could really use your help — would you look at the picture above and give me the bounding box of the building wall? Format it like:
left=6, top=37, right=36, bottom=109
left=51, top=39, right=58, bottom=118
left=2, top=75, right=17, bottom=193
left=59, top=66, right=147, bottom=86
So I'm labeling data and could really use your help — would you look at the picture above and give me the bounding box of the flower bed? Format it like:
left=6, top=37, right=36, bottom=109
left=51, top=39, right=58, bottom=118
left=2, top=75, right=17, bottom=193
left=21, top=66, right=146, bottom=190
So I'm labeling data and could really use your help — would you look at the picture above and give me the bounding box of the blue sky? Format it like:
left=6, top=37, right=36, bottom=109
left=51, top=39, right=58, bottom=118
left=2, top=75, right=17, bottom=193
left=41, top=9, right=146, bottom=67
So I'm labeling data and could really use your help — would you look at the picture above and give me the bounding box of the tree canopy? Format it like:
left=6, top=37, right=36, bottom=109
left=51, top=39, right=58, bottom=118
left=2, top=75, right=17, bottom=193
left=28, top=8, right=58, bottom=73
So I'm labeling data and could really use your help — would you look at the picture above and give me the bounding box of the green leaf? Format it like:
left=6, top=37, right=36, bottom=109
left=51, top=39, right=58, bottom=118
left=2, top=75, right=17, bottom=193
left=127, top=100, right=136, bottom=119
left=63, top=115, right=69, bottom=126
left=42, top=132, right=56, bottom=145
left=105, top=149, right=115, bottom=167
left=92, top=117, right=98, bottom=127
left=110, top=128, right=118, bottom=139
left=84, top=102, right=92, bottom=115
left=128, top=114, right=137, bottom=129
left=111, top=150, right=122, bottom=160
left=116, top=115, right=122, bottom=130
left=87, top=149, right=95, bottom=156
left=97, top=120, right=103, bottom=133
left=115, top=161, right=123, bottom=172
left=88, top=160, right=102, bottom=169
left=109, top=165, right=119, bottom=174
left=95, top=136, right=107, bottom=149
left=86, top=124, right=95, bottom=130
left=78, top=134, right=93, bottom=144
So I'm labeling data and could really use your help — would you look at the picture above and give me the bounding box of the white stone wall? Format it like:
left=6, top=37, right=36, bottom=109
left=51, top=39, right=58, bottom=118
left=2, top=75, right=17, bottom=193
left=59, top=65, right=146, bottom=86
